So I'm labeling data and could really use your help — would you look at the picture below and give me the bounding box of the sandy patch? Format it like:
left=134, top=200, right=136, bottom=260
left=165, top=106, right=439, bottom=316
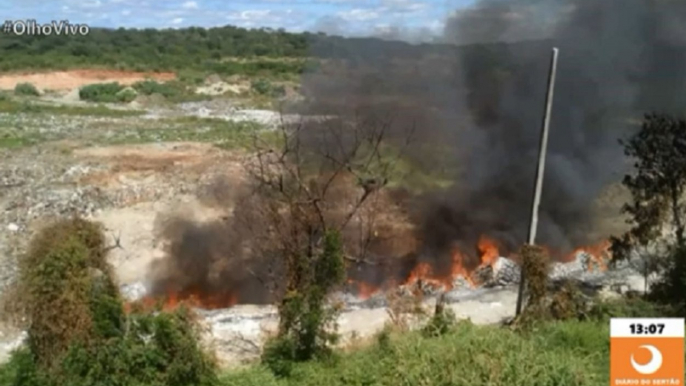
left=0, top=69, right=176, bottom=91
left=93, top=195, right=229, bottom=287
left=75, top=142, right=223, bottom=171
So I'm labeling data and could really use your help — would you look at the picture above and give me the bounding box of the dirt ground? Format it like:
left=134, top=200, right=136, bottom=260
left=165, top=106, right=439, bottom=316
left=0, top=69, right=176, bottom=91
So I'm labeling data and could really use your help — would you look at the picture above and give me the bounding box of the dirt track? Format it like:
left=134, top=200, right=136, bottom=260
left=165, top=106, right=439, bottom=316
left=0, top=69, right=176, bottom=91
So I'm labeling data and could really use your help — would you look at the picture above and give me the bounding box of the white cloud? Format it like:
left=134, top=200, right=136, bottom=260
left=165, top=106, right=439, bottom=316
left=380, top=0, right=427, bottom=14
left=338, top=8, right=379, bottom=22
left=121, top=9, right=131, bottom=15
left=181, top=1, right=198, bottom=9
left=80, top=0, right=103, bottom=8
left=239, top=10, right=270, bottom=20
left=171, top=17, right=184, bottom=24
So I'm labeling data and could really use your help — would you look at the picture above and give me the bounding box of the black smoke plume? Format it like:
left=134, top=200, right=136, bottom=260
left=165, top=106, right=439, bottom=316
left=150, top=0, right=686, bottom=304
left=300, top=0, right=686, bottom=271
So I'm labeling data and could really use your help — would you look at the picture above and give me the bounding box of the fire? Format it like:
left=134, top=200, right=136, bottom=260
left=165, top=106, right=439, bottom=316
left=402, top=235, right=501, bottom=291
left=568, top=240, right=612, bottom=272
left=124, top=288, right=238, bottom=313
left=477, top=235, right=500, bottom=268
left=127, top=236, right=613, bottom=310
left=347, top=279, right=381, bottom=299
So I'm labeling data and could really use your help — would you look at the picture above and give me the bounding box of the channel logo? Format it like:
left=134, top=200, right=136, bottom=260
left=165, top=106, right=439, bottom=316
left=611, top=318, right=684, bottom=385
left=630, top=345, right=662, bottom=375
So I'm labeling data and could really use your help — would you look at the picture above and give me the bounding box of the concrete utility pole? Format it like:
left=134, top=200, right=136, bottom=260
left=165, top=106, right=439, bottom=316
left=515, top=47, right=559, bottom=316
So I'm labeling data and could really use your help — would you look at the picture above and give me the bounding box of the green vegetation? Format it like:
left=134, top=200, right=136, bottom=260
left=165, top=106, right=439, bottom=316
left=224, top=318, right=615, bottom=386
left=2, top=112, right=685, bottom=386
left=251, top=78, right=286, bottom=98
left=132, top=79, right=211, bottom=102
left=0, top=26, right=312, bottom=74
left=0, top=110, right=274, bottom=150
left=0, top=132, right=44, bottom=149
left=79, top=82, right=135, bottom=103
left=0, top=217, right=217, bottom=386
left=78, top=80, right=211, bottom=103
left=14, top=82, right=39, bottom=96
left=611, top=113, right=686, bottom=316
left=0, top=99, right=143, bottom=117
left=101, top=116, right=273, bottom=149
left=263, top=231, right=346, bottom=377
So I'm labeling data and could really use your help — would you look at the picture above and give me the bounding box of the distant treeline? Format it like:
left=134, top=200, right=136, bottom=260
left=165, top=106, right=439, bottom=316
left=0, top=25, right=470, bottom=75
left=0, top=26, right=316, bottom=73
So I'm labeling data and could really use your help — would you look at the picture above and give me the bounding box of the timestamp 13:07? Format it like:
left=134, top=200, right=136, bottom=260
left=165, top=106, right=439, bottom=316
left=630, top=323, right=665, bottom=334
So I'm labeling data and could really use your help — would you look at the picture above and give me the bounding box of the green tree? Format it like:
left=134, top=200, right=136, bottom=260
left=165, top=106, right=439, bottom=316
left=612, top=113, right=686, bottom=314
left=612, top=113, right=686, bottom=255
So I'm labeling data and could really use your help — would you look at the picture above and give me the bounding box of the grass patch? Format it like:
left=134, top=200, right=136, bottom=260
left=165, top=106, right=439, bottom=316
left=0, top=133, right=44, bottom=149
left=0, top=99, right=144, bottom=117
left=100, top=116, right=274, bottom=149
left=220, top=319, right=607, bottom=386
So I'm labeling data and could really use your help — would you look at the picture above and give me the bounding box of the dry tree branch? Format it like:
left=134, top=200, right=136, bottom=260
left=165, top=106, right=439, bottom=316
left=103, top=230, right=124, bottom=253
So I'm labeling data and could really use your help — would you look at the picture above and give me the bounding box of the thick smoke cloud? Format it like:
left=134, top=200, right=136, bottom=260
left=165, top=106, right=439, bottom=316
left=151, top=0, right=686, bottom=304
left=301, top=0, right=686, bottom=270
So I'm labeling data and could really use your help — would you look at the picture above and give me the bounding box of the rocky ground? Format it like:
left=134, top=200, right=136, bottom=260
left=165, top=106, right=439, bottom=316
left=0, top=76, right=646, bottom=368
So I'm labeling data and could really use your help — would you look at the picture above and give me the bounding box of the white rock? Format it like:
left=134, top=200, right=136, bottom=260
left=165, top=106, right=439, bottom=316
left=6, top=223, right=18, bottom=232
left=119, top=282, right=149, bottom=301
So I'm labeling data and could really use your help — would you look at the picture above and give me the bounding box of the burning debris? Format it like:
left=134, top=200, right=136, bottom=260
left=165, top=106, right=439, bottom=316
left=135, top=0, right=686, bottom=312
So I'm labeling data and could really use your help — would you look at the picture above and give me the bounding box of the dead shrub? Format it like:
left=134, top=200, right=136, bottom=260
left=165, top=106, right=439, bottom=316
left=385, top=283, right=427, bottom=331
left=515, top=244, right=550, bottom=327
left=550, top=280, right=588, bottom=320
left=521, top=244, right=549, bottom=309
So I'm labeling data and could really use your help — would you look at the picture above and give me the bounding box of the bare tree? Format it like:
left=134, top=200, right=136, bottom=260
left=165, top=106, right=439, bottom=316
left=242, top=109, right=415, bottom=361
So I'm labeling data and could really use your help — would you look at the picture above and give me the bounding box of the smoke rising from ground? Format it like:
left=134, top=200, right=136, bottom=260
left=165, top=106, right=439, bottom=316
left=150, top=0, right=686, bottom=303
left=301, top=0, right=686, bottom=268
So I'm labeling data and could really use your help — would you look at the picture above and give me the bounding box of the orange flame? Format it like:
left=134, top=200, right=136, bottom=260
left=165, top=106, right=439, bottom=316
left=347, top=278, right=381, bottom=299
left=477, top=235, right=500, bottom=268
left=125, top=288, right=238, bottom=313
left=126, top=236, right=613, bottom=309
left=567, top=240, right=612, bottom=272
left=401, top=235, right=501, bottom=291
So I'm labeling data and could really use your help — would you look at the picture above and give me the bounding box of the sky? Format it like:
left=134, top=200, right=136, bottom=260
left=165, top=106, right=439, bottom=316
left=1, top=0, right=475, bottom=37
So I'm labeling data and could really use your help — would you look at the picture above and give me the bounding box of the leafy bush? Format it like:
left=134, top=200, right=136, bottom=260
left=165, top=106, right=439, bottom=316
left=262, top=231, right=346, bottom=376
left=0, top=216, right=218, bottom=386
left=647, top=246, right=686, bottom=315
left=14, top=82, right=39, bottom=96
left=15, top=217, right=111, bottom=366
left=79, top=82, right=126, bottom=103
left=115, top=87, right=137, bottom=103
left=251, top=78, right=273, bottom=95
left=588, top=297, right=669, bottom=321
left=250, top=78, right=287, bottom=98
left=178, top=70, right=207, bottom=85
left=132, top=79, right=207, bottom=102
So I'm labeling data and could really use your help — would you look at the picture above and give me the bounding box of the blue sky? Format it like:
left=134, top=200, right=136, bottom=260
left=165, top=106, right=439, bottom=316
left=2, top=0, right=476, bottom=36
